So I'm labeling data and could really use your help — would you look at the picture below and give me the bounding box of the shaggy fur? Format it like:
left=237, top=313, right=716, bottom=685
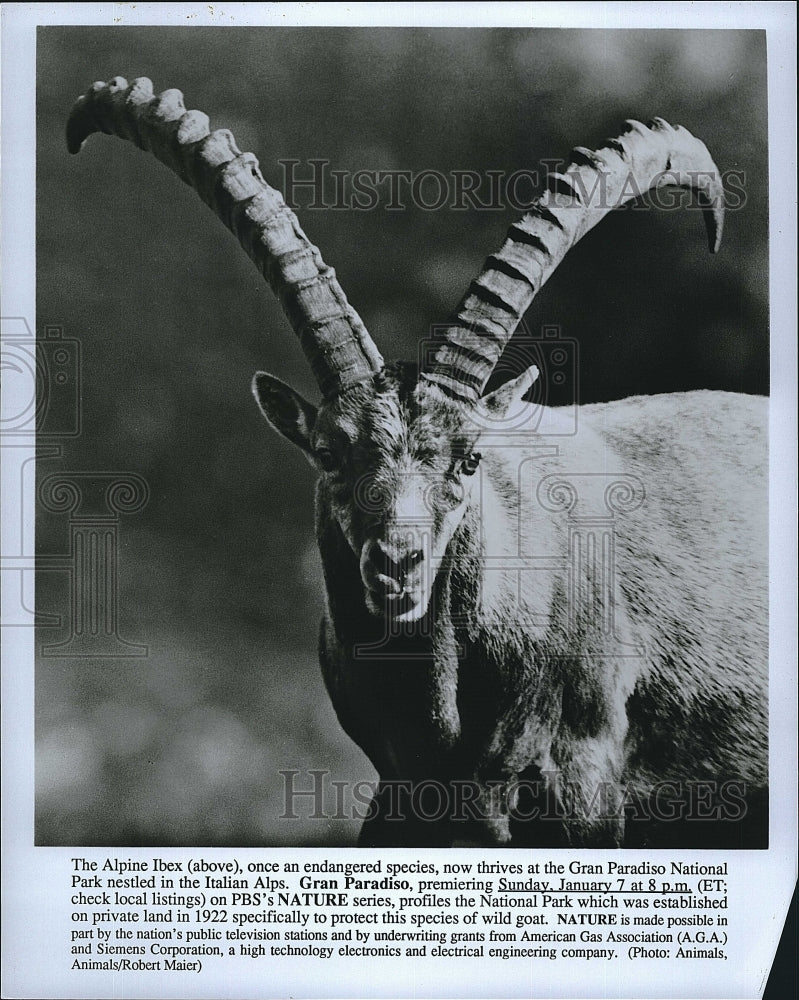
left=255, top=372, right=768, bottom=848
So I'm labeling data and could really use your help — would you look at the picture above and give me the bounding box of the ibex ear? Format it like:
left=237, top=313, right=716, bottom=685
left=480, top=365, right=540, bottom=418
left=252, top=372, right=318, bottom=455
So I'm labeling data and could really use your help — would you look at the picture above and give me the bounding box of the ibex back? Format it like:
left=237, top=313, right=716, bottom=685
left=68, top=77, right=768, bottom=847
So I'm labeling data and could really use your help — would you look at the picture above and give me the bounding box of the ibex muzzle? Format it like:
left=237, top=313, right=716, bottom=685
left=68, top=78, right=766, bottom=849
left=357, top=451, right=466, bottom=622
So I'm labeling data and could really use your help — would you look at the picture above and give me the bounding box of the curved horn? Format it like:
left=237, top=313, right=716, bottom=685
left=67, top=76, right=383, bottom=399
left=422, top=117, right=725, bottom=403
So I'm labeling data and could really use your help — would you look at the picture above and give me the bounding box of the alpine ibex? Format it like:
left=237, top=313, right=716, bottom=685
left=68, top=78, right=767, bottom=848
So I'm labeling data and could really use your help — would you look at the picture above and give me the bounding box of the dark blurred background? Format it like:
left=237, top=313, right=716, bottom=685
left=35, top=26, right=768, bottom=845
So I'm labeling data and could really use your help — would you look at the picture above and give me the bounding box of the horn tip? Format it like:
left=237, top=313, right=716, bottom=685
left=706, top=200, right=725, bottom=254
left=66, top=99, right=92, bottom=154
left=66, top=76, right=129, bottom=154
left=709, top=220, right=724, bottom=254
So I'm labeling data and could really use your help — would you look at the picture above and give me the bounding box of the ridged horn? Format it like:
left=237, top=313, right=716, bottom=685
left=67, top=76, right=384, bottom=399
left=422, top=117, right=725, bottom=403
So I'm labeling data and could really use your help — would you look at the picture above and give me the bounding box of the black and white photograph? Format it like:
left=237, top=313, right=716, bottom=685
left=35, top=20, right=771, bottom=850
left=2, top=4, right=796, bottom=999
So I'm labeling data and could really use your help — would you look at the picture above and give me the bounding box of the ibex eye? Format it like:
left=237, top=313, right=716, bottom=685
left=460, top=453, right=482, bottom=476
left=315, top=449, right=337, bottom=472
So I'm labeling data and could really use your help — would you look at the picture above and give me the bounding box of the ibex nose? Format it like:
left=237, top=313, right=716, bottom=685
left=366, top=538, right=425, bottom=584
left=372, top=540, right=424, bottom=573
left=403, top=547, right=424, bottom=571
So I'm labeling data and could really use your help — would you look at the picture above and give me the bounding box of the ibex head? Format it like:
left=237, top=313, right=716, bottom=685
left=68, top=77, right=724, bottom=623
left=253, top=362, right=538, bottom=622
